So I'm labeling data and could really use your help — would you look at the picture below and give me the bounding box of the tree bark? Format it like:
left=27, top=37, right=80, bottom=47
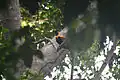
left=1, top=0, right=21, bottom=31
left=14, top=27, right=69, bottom=78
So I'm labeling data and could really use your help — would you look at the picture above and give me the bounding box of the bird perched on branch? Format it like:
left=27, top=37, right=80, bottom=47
left=55, top=30, right=65, bottom=45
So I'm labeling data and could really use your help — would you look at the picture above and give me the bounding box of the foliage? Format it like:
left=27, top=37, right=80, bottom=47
left=0, top=0, right=64, bottom=80
left=20, top=2, right=64, bottom=40
left=20, top=69, right=44, bottom=80
left=0, top=0, right=120, bottom=80
left=50, top=41, right=100, bottom=80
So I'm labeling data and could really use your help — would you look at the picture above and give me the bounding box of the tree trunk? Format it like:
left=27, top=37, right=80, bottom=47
left=1, top=0, right=21, bottom=31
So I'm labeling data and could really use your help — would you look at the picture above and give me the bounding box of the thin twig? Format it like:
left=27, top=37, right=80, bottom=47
left=70, top=51, right=75, bottom=80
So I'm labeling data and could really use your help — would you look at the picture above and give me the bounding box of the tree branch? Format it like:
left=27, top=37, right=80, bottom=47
left=33, top=37, right=57, bottom=50
left=93, top=32, right=117, bottom=80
